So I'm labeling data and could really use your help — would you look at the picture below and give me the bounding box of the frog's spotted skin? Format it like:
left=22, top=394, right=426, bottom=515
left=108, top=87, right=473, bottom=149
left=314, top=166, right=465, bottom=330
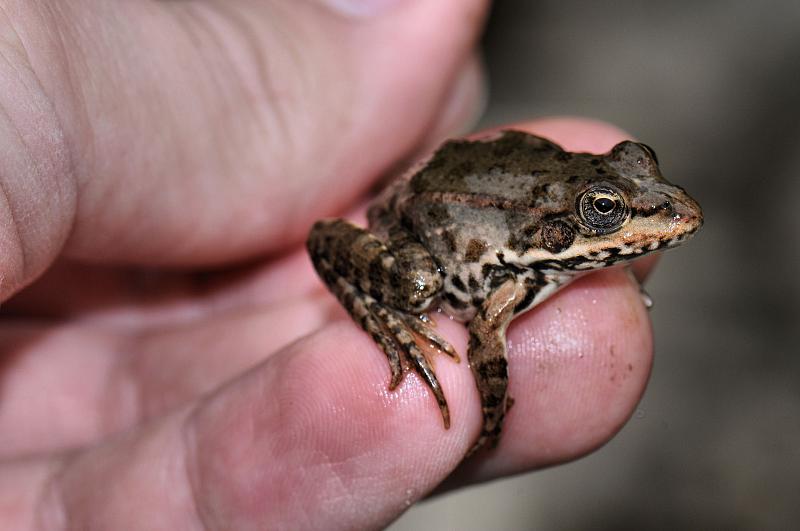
left=307, top=130, right=703, bottom=454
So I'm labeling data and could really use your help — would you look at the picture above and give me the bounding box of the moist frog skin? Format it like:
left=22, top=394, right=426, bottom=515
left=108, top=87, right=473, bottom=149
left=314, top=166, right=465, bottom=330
left=307, top=130, right=703, bottom=453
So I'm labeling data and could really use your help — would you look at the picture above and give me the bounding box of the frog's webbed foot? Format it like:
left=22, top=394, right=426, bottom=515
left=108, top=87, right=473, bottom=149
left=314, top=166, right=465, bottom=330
left=364, top=298, right=458, bottom=428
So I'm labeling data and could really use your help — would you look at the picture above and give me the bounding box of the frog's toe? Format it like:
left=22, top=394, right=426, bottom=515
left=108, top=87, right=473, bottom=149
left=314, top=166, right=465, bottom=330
left=367, top=303, right=454, bottom=429
left=361, top=311, right=405, bottom=390
left=400, top=313, right=460, bottom=362
left=405, top=341, right=451, bottom=429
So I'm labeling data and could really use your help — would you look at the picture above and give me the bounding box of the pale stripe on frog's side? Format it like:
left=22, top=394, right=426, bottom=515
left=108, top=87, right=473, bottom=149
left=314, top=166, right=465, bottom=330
left=307, top=129, right=703, bottom=454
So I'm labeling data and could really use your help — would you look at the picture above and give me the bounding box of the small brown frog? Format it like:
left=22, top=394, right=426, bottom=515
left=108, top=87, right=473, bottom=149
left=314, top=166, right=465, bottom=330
left=307, top=130, right=703, bottom=453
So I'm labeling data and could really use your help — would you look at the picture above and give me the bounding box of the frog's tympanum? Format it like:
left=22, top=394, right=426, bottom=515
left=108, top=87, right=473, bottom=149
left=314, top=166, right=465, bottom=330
left=307, top=130, right=703, bottom=453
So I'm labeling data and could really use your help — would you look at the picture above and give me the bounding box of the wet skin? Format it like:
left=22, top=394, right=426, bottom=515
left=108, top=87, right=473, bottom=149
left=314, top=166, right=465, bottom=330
left=307, top=130, right=703, bottom=453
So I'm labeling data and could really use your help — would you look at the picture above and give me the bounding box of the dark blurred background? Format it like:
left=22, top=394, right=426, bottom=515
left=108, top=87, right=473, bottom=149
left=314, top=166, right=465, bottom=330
left=391, top=1, right=800, bottom=529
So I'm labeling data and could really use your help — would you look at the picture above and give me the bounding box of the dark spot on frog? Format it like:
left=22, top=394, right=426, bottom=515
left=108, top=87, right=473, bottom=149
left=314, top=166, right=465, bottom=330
left=469, top=332, right=483, bottom=348
left=464, top=238, right=488, bottom=263
left=590, top=158, right=600, bottom=166
left=443, top=291, right=468, bottom=310
left=514, top=286, right=538, bottom=313
left=368, top=258, right=384, bottom=286
left=526, top=183, right=554, bottom=208
left=481, top=393, right=503, bottom=409
left=442, top=230, right=458, bottom=253
left=343, top=288, right=360, bottom=311
left=480, top=262, right=514, bottom=288
left=468, top=274, right=481, bottom=291
left=474, top=355, right=507, bottom=380
left=567, top=175, right=580, bottom=184
left=632, top=200, right=673, bottom=218
left=507, top=223, right=539, bottom=253
left=489, top=271, right=513, bottom=289
left=540, top=220, right=576, bottom=254
left=426, top=203, right=451, bottom=225
left=554, top=151, right=571, bottom=162
left=595, top=167, right=606, bottom=175
left=456, top=160, right=474, bottom=174
left=451, top=275, right=467, bottom=293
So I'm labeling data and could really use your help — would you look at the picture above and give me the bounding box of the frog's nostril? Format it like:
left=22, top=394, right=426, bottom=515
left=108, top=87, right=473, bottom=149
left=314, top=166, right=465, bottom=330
left=660, top=200, right=672, bottom=211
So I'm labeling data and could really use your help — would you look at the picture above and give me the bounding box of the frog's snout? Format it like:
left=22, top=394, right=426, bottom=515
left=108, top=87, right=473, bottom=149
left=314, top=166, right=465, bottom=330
left=670, top=189, right=704, bottom=234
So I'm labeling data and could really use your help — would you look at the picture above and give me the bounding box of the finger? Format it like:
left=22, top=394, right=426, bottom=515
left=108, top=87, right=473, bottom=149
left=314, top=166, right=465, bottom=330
left=0, top=294, right=336, bottom=457
left=2, top=250, right=321, bottom=320
left=443, top=268, right=652, bottom=487
left=1, top=47, right=480, bottom=319
left=6, top=266, right=651, bottom=529
left=0, top=322, right=133, bottom=457
left=0, top=3, right=75, bottom=302
left=0, top=1, right=489, bottom=307
left=414, top=52, right=488, bottom=152
left=4, top=321, right=474, bottom=530
left=2, top=264, right=652, bottom=528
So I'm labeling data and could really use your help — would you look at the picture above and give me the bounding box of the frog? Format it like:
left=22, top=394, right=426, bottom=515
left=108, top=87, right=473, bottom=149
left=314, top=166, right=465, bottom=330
left=307, top=130, right=703, bottom=453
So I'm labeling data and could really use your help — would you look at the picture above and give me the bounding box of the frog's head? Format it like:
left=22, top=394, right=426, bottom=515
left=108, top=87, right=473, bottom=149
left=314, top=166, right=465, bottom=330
left=533, top=140, right=703, bottom=270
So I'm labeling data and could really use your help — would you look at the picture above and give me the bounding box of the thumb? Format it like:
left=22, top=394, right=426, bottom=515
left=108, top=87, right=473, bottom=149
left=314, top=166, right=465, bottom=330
left=0, top=0, right=489, bottom=302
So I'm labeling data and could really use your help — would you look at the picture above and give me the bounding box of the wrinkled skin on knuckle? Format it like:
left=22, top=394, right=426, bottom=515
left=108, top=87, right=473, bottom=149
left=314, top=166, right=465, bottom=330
left=0, top=5, right=78, bottom=300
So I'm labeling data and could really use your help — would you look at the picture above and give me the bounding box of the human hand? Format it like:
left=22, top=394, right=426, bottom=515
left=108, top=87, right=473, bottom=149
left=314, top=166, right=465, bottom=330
left=0, top=1, right=654, bottom=529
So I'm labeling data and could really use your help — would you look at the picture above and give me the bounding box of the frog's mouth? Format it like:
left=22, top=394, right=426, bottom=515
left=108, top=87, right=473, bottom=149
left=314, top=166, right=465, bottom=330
left=630, top=186, right=703, bottom=242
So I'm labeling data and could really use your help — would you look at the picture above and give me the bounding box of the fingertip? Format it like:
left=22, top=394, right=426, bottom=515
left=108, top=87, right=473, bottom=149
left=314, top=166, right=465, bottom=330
left=510, top=117, right=634, bottom=153
left=186, top=321, right=475, bottom=528
left=631, top=253, right=660, bottom=283
left=454, top=267, right=653, bottom=480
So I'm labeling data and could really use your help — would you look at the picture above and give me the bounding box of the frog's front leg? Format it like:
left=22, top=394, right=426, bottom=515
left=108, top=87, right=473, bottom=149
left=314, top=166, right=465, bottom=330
left=307, top=218, right=459, bottom=428
left=467, top=276, right=541, bottom=453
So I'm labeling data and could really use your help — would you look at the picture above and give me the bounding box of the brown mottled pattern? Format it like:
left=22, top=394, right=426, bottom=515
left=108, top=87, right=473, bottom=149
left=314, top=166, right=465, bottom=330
left=307, top=130, right=703, bottom=455
left=464, top=238, right=488, bottom=262
left=466, top=278, right=530, bottom=454
left=539, top=220, right=576, bottom=253
left=307, top=218, right=459, bottom=428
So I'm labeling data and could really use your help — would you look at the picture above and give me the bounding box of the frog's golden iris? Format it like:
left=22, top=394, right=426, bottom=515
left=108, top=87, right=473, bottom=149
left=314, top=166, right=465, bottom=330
left=577, top=185, right=628, bottom=234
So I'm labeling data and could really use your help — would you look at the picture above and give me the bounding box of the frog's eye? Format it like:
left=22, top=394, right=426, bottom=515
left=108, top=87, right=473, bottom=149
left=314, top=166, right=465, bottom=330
left=593, top=197, right=615, bottom=213
left=577, top=186, right=628, bottom=233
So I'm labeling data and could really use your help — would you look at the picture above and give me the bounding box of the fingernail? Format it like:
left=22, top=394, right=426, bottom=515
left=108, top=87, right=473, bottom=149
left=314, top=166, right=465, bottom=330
left=317, top=0, right=409, bottom=18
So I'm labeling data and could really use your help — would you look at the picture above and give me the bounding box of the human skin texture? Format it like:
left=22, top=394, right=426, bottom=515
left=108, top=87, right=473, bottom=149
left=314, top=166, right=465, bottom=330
left=0, top=1, right=655, bottom=529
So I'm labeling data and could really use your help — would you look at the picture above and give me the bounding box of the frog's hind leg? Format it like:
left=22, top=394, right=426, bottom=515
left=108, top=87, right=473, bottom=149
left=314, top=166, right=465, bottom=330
left=308, top=219, right=458, bottom=428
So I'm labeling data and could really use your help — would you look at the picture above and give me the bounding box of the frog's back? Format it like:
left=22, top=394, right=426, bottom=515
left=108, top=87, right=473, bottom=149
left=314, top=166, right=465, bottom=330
left=394, top=131, right=589, bottom=317
left=408, top=130, right=585, bottom=201
left=396, top=131, right=586, bottom=268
